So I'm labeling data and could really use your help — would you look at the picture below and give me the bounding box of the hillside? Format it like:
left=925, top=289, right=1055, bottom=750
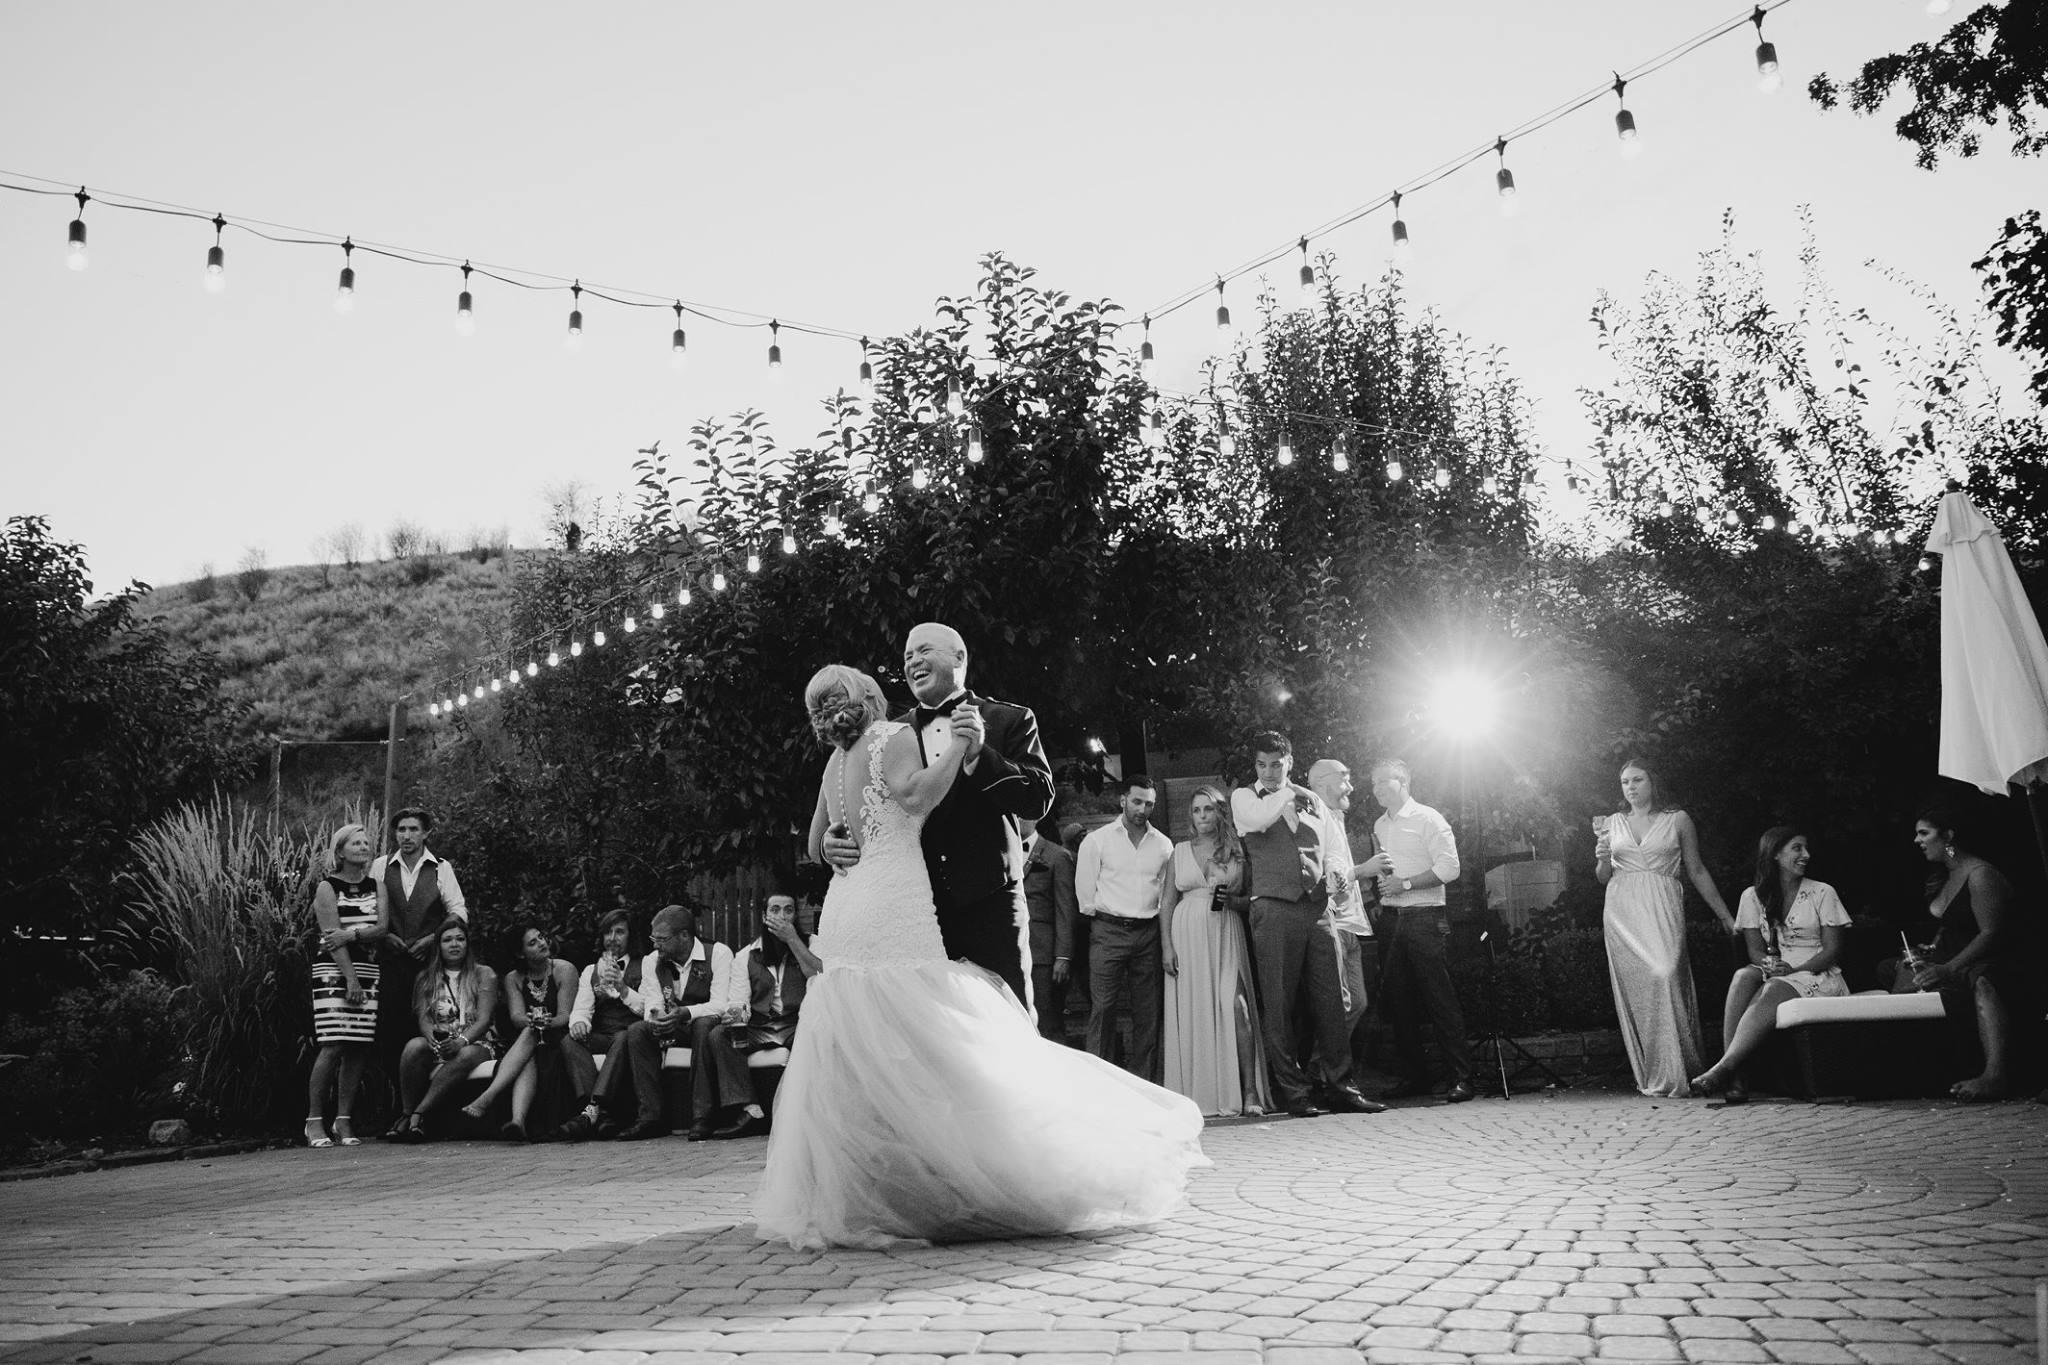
left=139, top=550, right=527, bottom=741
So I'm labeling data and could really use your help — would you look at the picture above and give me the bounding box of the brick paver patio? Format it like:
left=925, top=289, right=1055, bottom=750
left=2, top=1092, right=2044, bottom=1365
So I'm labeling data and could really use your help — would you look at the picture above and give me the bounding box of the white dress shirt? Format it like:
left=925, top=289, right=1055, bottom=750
left=1318, top=809, right=1374, bottom=937
left=369, top=848, right=468, bottom=921
left=1372, top=798, right=1460, bottom=908
left=1076, top=819, right=1174, bottom=920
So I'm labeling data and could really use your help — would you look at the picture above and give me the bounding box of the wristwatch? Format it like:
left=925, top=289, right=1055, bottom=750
left=1401, top=878, right=1413, bottom=892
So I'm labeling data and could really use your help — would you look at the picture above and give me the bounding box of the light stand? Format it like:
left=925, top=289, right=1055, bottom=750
left=1473, top=925, right=1570, bottom=1098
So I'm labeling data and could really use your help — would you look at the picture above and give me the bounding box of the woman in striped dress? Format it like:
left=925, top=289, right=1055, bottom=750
left=307, top=823, right=389, bottom=1147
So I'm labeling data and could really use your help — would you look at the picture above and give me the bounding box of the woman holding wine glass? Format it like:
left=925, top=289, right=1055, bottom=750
left=1593, top=759, right=1735, bottom=1098
left=386, top=920, right=499, bottom=1142
left=1690, top=825, right=1850, bottom=1102
left=460, top=921, right=583, bottom=1140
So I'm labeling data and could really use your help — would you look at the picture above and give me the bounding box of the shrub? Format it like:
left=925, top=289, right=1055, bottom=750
left=1450, top=949, right=1550, bottom=1037
left=111, top=794, right=329, bottom=1134
left=236, top=547, right=270, bottom=601
left=189, top=562, right=216, bottom=603
left=0, top=970, right=189, bottom=1145
left=1542, top=927, right=1619, bottom=1031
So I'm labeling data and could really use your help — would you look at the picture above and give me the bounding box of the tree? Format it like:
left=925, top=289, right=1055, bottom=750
left=1810, top=0, right=2048, bottom=400
left=0, top=516, right=253, bottom=938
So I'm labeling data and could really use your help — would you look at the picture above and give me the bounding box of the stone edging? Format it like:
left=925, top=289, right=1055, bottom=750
left=0, top=1137, right=281, bottom=1183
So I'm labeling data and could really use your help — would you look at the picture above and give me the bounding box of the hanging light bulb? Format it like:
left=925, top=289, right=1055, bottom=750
left=1390, top=190, right=1410, bottom=255
left=1434, top=464, right=1451, bottom=489
left=1494, top=137, right=1519, bottom=217
left=457, top=691, right=469, bottom=709
left=570, top=639, right=584, bottom=658
left=473, top=681, right=485, bottom=700
left=491, top=677, right=502, bottom=694
left=746, top=551, right=762, bottom=574
left=565, top=282, right=584, bottom=350
left=1139, top=315, right=1156, bottom=380
left=1917, top=554, right=1932, bottom=571
left=650, top=601, right=665, bottom=621
left=1894, top=527, right=1912, bottom=545
left=455, top=262, right=475, bottom=335
left=1658, top=493, right=1675, bottom=518
left=1219, top=429, right=1237, bottom=458
left=1387, top=458, right=1404, bottom=483
left=623, top=615, right=638, bottom=633
left=824, top=514, right=844, bottom=538
left=1275, top=436, right=1293, bottom=467
left=204, top=214, right=227, bottom=293
left=1613, top=76, right=1642, bottom=159
left=1481, top=473, right=1499, bottom=496
left=863, top=491, right=881, bottom=514
left=1332, top=435, right=1349, bottom=473
left=65, top=189, right=88, bottom=271
left=767, top=319, right=783, bottom=372
left=857, top=335, right=873, bottom=389
left=678, top=584, right=693, bottom=606
left=966, top=422, right=985, bottom=463
left=429, top=701, right=441, bottom=717
left=592, top=628, right=606, bottom=647
left=946, top=377, right=964, bottom=418
left=712, top=570, right=727, bottom=592
left=911, top=467, right=930, bottom=491
left=1214, top=278, right=1232, bottom=335
left=1762, top=514, right=1778, bottom=531
left=1753, top=6, right=1782, bottom=92
left=333, top=238, right=356, bottom=313
left=508, top=668, right=521, bottom=687
left=1297, top=236, right=1314, bottom=292
left=1724, top=508, right=1741, bottom=527
left=547, top=650, right=561, bottom=667
left=782, top=532, right=798, bottom=555
left=670, top=302, right=688, bottom=370
left=526, top=660, right=539, bottom=676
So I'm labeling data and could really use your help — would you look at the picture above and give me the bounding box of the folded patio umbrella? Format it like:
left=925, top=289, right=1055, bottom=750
left=1926, top=491, right=2048, bottom=877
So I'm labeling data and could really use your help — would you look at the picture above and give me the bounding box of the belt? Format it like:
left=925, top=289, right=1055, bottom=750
left=1090, top=912, right=1154, bottom=925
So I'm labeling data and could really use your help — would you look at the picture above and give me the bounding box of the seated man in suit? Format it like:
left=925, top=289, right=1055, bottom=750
left=1021, top=818, right=1079, bottom=1045
left=688, top=892, right=822, bottom=1140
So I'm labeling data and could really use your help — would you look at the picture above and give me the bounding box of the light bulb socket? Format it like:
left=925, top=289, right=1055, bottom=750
left=205, top=244, right=225, bottom=274
left=1215, top=304, right=1232, bottom=332
left=1298, top=263, right=1314, bottom=290
left=671, top=327, right=687, bottom=353
left=458, top=290, right=473, bottom=315
left=858, top=358, right=873, bottom=385
left=67, top=219, right=87, bottom=250
left=1496, top=167, right=1517, bottom=198
left=338, top=265, right=355, bottom=293
left=768, top=344, right=783, bottom=368
left=1140, top=340, right=1155, bottom=364
left=1615, top=109, right=1637, bottom=141
left=567, top=308, right=583, bottom=335
left=1391, top=218, right=1409, bottom=250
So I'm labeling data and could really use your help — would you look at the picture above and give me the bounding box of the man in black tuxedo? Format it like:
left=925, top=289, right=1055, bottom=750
left=825, top=622, right=1055, bottom=1011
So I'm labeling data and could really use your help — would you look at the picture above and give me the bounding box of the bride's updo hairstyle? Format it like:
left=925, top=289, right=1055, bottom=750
left=805, top=664, right=887, bottom=749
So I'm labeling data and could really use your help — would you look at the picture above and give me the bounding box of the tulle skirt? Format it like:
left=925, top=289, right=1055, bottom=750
left=755, top=958, right=1208, bottom=1249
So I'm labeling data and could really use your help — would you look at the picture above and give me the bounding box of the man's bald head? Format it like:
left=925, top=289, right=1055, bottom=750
left=904, top=621, right=969, bottom=704
left=1307, top=758, right=1353, bottom=812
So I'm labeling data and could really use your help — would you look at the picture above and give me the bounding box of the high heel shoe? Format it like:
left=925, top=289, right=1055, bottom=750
left=302, top=1118, right=332, bottom=1149
left=333, top=1116, right=360, bottom=1146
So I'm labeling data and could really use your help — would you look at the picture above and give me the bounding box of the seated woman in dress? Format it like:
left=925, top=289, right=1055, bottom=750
left=1161, top=784, right=1269, bottom=1118
left=1892, top=808, right=2032, bottom=1102
left=1594, top=758, right=1735, bottom=1098
left=1691, top=825, right=1850, bottom=1101
left=305, top=823, right=388, bottom=1147
left=557, top=908, right=642, bottom=1141
left=386, top=920, right=498, bottom=1142
left=461, top=921, right=586, bottom=1140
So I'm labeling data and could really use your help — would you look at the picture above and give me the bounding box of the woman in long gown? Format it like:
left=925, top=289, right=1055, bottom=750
left=1595, top=759, right=1735, bottom=1098
left=1161, top=784, right=1269, bottom=1117
left=755, top=665, right=1207, bottom=1249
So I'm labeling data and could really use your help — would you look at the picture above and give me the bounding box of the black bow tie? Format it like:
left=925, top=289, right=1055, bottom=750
left=915, top=697, right=963, bottom=726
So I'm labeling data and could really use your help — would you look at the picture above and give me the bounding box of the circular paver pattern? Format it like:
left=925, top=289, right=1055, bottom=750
left=0, top=1092, right=2044, bottom=1365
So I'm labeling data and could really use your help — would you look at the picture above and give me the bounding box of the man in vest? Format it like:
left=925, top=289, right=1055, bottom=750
left=688, top=892, right=822, bottom=1141
left=372, top=807, right=469, bottom=1079
left=1021, top=818, right=1079, bottom=1045
left=1232, top=731, right=1332, bottom=1118
left=558, top=908, right=644, bottom=1140
left=592, top=903, right=733, bottom=1141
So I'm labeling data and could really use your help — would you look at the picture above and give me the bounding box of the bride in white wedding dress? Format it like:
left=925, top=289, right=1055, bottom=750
left=754, top=665, right=1207, bottom=1249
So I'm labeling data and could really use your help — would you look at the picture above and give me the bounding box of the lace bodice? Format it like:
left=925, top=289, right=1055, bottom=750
left=814, top=721, right=949, bottom=970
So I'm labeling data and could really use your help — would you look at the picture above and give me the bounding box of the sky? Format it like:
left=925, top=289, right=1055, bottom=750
left=1, top=0, right=2037, bottom=593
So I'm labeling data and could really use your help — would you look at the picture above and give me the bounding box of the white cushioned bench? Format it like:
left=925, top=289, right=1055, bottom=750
left=464, top=1045, right=790, bottom=1083
left=456, top=1045, right=792, bottom=1133
left=1764, top=990, right=1953, bottom=1098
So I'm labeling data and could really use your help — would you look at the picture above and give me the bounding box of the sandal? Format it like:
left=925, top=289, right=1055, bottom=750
left=333, top=1116, right=361, bottom=1147
left=392, top=1112, right=430, bottom=1144
left=303, top=1118, right=333, bottom=1149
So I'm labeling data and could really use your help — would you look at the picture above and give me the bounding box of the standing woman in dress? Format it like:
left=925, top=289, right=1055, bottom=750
left=1691, top=825, right=1852, bottom=1100
left=1594, top=760, right=1736, bottom=1098
left=1161, top=784, right=1270, bottom=1117
left=387, top=920, right=499, bottom=1142
left=306, top=823, right=389, bottom=1147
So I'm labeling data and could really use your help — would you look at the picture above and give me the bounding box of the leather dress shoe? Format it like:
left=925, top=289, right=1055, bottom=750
left=1443, top=1079, right=1478, bottom=1104
left=686, top=1123, right=715, bottom=1142
left=714, top=1111, right=771, bottom=1140
left=616, top=1119, right=670, bottom=1141
left=1326, top=1085, right=1388, bottom=1115
left=1285, top=1100, right=1327, bottom=1118
left=553, top=1114, right=597, bottom=1142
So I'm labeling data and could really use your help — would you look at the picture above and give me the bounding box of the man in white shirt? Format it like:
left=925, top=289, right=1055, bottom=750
left=1366, top=758, right=1473, bottom=1103
left=1304, top=760, right=1388, bottom=1114
left=369, top=807, right=469, bottom=1078
left=1233, top=731, right=1332, bottom=1118
left=593, top=904, right=734, bottom=1140
left=1076, top=776, right=1174, bottom=1081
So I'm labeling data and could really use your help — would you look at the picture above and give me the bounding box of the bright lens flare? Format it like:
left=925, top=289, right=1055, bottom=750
left=1434, top=671, right=1499, bottom=742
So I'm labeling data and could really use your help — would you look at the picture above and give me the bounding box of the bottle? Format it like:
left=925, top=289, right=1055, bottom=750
left=1900, top=931, right=1928, bottom=989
